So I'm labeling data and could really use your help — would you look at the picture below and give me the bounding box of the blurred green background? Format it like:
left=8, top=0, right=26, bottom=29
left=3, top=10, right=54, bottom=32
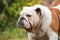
left=0, top=0, right=43, bottom=40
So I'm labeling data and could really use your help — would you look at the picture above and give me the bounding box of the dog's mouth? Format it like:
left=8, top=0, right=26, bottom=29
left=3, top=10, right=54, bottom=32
left=17, top=19, right=33, bottom=32
left=24, top=22, right=32, bottom=32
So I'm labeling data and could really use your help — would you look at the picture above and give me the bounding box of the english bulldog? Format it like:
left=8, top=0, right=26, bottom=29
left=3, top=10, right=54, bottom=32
left=17, top=4, right=60, bottom=40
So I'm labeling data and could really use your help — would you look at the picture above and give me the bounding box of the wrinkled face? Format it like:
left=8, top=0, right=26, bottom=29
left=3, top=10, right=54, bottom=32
left=17, top=6, right=42, bottom=32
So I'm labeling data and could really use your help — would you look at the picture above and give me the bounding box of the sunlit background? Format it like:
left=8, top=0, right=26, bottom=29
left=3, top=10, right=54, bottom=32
left=0, top=0, right=43, bottom=40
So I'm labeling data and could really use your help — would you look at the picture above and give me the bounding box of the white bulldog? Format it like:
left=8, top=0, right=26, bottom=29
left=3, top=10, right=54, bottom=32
left=17, top=4, right=60, bottom=40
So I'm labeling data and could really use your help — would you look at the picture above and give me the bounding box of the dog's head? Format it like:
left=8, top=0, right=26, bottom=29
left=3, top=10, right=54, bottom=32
left=17, top=5, right=42, bottom=32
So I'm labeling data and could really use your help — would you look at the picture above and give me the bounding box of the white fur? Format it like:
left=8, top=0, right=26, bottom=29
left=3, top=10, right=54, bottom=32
left=33, top=5, right=52, bottom=34
left=19, top=5, right=42, bottom=29
left=28, top=33, right=35, bottom=40
left=47, top=27, right=58, bottom=40
left=53, top=4, right=60, bottom=10
left=27, top=5, right=58, bottom=40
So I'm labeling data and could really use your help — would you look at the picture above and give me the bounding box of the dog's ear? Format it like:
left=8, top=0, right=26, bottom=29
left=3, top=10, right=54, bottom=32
left=35, top=8, right=41, bottom=16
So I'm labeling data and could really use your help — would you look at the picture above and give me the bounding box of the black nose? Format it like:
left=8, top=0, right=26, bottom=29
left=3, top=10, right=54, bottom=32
left=18, top=17, right=25, bottom=26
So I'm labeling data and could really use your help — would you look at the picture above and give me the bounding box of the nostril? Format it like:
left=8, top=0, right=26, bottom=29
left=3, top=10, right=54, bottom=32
left=20, top=17, right=25, bottom=20
left=18, top=17, right=25, bottom=26
left=18, top=21, right=24, bottom=26
left=18, top=18, right=24, bottom=26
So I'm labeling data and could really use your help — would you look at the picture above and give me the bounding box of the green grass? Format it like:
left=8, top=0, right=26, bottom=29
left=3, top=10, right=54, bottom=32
left=0, top=28, right=28, bottom=40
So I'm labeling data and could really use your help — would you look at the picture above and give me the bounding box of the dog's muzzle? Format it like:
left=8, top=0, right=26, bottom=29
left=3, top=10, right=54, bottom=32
left=18, top=17, right=25, bottom=27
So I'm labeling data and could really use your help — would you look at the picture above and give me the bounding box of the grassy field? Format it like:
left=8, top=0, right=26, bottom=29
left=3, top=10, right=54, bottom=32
left=0, top=28, right=28, bottom=40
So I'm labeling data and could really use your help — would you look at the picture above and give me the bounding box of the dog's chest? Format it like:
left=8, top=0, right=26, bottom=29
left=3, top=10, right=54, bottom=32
left=28, top=33, right=48, bottom=40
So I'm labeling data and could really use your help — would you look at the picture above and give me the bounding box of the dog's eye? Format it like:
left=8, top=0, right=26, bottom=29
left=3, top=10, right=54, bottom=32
left=26, top=15, right=31, bottom=17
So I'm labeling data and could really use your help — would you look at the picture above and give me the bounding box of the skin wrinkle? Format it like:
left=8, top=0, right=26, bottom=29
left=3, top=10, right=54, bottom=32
left=26, top=9, right=43, bottom=33
left=32, top=17, right=42, bottom=33
left=31, top=9, right=44, bottom=34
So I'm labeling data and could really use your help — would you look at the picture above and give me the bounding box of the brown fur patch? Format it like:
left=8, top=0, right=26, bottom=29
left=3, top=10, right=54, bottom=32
left=49, top=7, right=60, bottom=34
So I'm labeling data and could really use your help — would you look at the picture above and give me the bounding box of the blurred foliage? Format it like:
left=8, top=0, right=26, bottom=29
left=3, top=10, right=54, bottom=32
left=27, top=0, right=43, bottom=6
left=0, top=0, right=43, bottom=40
left=0, top=0, right=28, bottom=31
left=0, top=28, right=28, bottom=40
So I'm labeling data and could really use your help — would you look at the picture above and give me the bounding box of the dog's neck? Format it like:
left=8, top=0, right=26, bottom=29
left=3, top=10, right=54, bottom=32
left=27, top=16, right=45, bottom=38
left=32, top=5, right=52, bottom=33
left=27, top=18, right=45, bottom=37
left=40, top=6, right=52, bottom=33
left=33, top=5, right=52, bottom=33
